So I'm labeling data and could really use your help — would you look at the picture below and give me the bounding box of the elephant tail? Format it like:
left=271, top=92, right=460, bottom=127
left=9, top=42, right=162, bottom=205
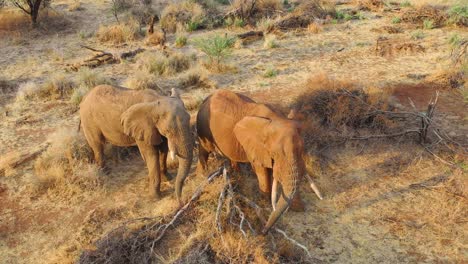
left=77, top=118, right=81, bottom=133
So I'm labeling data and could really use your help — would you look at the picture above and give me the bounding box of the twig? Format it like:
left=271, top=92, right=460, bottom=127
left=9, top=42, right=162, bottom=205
left=273, top=227, right=312, bottom=258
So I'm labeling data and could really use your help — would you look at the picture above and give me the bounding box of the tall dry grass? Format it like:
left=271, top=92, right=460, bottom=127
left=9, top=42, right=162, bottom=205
left=33, top=128, right=103, bottom=198
left=96, top=19, right=140, bottom=44
left=160, top=1, right=205, bottom=33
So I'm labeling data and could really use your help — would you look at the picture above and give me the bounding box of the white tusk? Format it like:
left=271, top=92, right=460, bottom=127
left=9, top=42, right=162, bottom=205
left=169, top=150, right=176, bottom=161
left=306, top=174, right=323, bottom=200
left=272, top=178, right=279, bottom=211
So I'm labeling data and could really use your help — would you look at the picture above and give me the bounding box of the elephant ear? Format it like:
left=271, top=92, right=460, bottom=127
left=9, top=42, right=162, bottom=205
left=121, top=102, right=162, bottom=145
left=234, top=116, right=273, bottom=168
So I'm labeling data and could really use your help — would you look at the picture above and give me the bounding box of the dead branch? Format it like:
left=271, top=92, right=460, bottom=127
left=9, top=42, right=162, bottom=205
left=67, top=46, right=145, bottom=71
left=273, top=228, right=311, bottom=258
left=0, top=142, right=50, bottom=175
left=236, top=31, right=264, bottom=39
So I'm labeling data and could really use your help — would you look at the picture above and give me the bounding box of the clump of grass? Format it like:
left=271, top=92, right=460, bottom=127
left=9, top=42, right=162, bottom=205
left=193, top=34, right=236, bottom=70
left=229, top=0, right=283, bottom=20
left=307, top=22, right=322, bottom=33
left=175, top=35, right=188, bottom=47
left=177, top=68, right=211, bottom=89
left=423, top=19, right=434, bottom=29
left=136, top=51, right=192, bottom=76
left=448, top=33, right=461, bottom=47
left=160, top=1, right=205, bottom=33
left=411, top=30, right=425, bottom=40
left=263, top=66, right=278, bottom=78
left=256, top=17, right=274, bottom=32
left=123, top=71, right=161, bottom=91
left=447, top=5, right=467, bottom=26
left=42, top=73, right=75, bottom=99
left=33, top=128, right=102, bottom=196
left=392, top=17, right=401, bottom=24
left=15, top=81, right=45, bottom=103
left=400, top=1, right=411, bottom=8
left=70, top=68, right=112, bottom=106
left=96, top=20, right=140, bottom=44
left=263, top=34, right=279, bottom=49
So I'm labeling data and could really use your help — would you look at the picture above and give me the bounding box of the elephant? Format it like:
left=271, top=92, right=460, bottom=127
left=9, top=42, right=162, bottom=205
left=196, top=90, right=322, bottom=234
left=79, top=85, right=193, bottom=204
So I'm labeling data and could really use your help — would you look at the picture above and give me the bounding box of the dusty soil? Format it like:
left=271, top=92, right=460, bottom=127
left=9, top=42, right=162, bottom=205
left=0, top=0, right=467, bottom=263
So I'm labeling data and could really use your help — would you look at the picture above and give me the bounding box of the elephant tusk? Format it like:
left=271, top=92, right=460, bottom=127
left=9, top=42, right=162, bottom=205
left=169, top=150, right=176, bottom=161
left=271, top=178, right=279, bottom=211
left=306, top=174, right=323, bottom=200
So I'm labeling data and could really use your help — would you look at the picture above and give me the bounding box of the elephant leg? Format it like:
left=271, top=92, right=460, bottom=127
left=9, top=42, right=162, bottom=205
left=158, top=139, right=170, bottom=181
left=136, top=140, right=162, bottom=199
left=197, top=143, right=210, bottom=176
left=289, top=190, right=305, bottom=212
left=252, top=163, right=271, bottom=194
left=82, top=127, right=105, bottom=169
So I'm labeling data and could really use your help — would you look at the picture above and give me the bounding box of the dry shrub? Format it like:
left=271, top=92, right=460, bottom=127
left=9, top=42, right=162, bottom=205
left=229, top=0, right=283, bottom=20
left=0, top=77, right=13, bottom=94
left=425, top=68, right=466, bottom=89
left=68, top=0, right=83, bottom=12
left=123, top=71, right=162, bottom=91
left=15, top=81, right=46, bottom=102
left=401, top=5, right=447, bottom=28
left=209, top=231, right=271, bottom=263
left=42, top=73, right=75, bottom=99
left=177, top=68, right=211, bottom=89
left=136, top=51, right=192, bottom=76
left=96, top=20, right=140, bottom=44
left=291, top=74, right=392, bottom=145
left=70, top=68, right=113, bottom=106
left=33, top=128, right=102, bottom=195
left=160, top=1, right=205, bottom=33
left=375, top=36, right=425, bottom=57
left=274, top=0, right=335, bottom=29
left=354, top=0, right=383, bottom=11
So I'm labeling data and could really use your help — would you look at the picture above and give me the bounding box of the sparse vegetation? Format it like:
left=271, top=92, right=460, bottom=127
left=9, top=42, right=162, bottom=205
left=175, top=34, right=188, bottom=47
left=160, top=1, right=205, bottom=33
left=96, top=19, right=140, bottom=44
left=136, top=51, right=192, bottom=76
left=263, top=34, right=278, bottom=48
left=123, top=71, right=161, bottom=91
left=193, top=34, right=236, bottom=69
left=423, top=19, right=434, bottom=29
left=7, top=0, right=50, bottom=27
left=33, top=128, right=102, bottom=196
left=447, top=5, right=467, bottom=26
left=411, top=30, right=425, bottom=39
left=263, top=66, right=278, bottom=78
left=392, top=17, right=401, bottom=24
left=400, top=1, right=411, bottom=8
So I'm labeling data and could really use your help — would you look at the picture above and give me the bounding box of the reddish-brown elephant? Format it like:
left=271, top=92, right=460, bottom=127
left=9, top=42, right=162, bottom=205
left=196, top=90, right=322, bottom=234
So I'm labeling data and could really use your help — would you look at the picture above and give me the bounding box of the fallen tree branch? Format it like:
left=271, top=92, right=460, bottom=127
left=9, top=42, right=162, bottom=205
left=0, top=142, right=50, bottom=175
left=67, top=46, right=145, bottom=71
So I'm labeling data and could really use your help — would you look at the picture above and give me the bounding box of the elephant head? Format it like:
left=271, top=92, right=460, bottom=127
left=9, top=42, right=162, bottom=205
left=120, top=93, right=193, bottom=204
left=234, top=116, right=321, bottom=234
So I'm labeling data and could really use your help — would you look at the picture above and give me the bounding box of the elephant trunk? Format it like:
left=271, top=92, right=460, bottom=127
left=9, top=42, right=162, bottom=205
left=173, top=132, right=194, bottom=205
left=262, top=160, right=299, bottom=234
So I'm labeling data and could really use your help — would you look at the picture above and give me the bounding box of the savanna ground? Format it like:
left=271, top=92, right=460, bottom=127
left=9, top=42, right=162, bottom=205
left=0, top=0, right=467, bottom=263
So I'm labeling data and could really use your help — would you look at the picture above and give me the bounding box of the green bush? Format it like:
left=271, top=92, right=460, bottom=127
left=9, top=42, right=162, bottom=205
left=447, top=5, right=467, bottom=26
left=392, top=17, right=401, bottom=24
left=423, top=19, right=434, bottom=29
left=263, top=67, right=277, bottom=78
left=193, top=34, right=236, bottom=67
left=175, top=35, right=188, bottom=47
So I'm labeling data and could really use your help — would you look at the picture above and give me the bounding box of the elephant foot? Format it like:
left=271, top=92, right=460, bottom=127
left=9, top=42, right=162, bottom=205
left=148, top=190, right=162, bottom=200
left=289, top=193, right=305, bottom=212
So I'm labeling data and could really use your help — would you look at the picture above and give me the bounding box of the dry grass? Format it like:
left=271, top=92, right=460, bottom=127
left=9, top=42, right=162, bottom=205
left=96, top=20, right=140, bottom=44
left=70, top=68, right=113, bottom=106
left=68, top=0, right=83, bottom=12
left=274, top=0, right=335, bottom=29
left=160, top=1, right=205, bottom=33
left=177, top=67, right=212, bottom=89
left=33, top=128, right=102, bottom=198
left=15, top=81, right=46, bottom=103
left=0, top=8, right=30, bottom=31
left=401, top=4, right=448, bottom=28
left=307, top=22, right=323, bottom=34
left=354, top=0, right=384, bottom=11
left=123, top=71, right=161, bottom=91
left=230, top=0, right=283, bottom=20
left=136, top=51, right=192, bottom=76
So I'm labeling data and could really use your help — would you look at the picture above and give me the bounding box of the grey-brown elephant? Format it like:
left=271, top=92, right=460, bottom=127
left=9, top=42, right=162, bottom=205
left=196, top=90, right=322, bottom=234
left=79, top=85, right=193, bottom=204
